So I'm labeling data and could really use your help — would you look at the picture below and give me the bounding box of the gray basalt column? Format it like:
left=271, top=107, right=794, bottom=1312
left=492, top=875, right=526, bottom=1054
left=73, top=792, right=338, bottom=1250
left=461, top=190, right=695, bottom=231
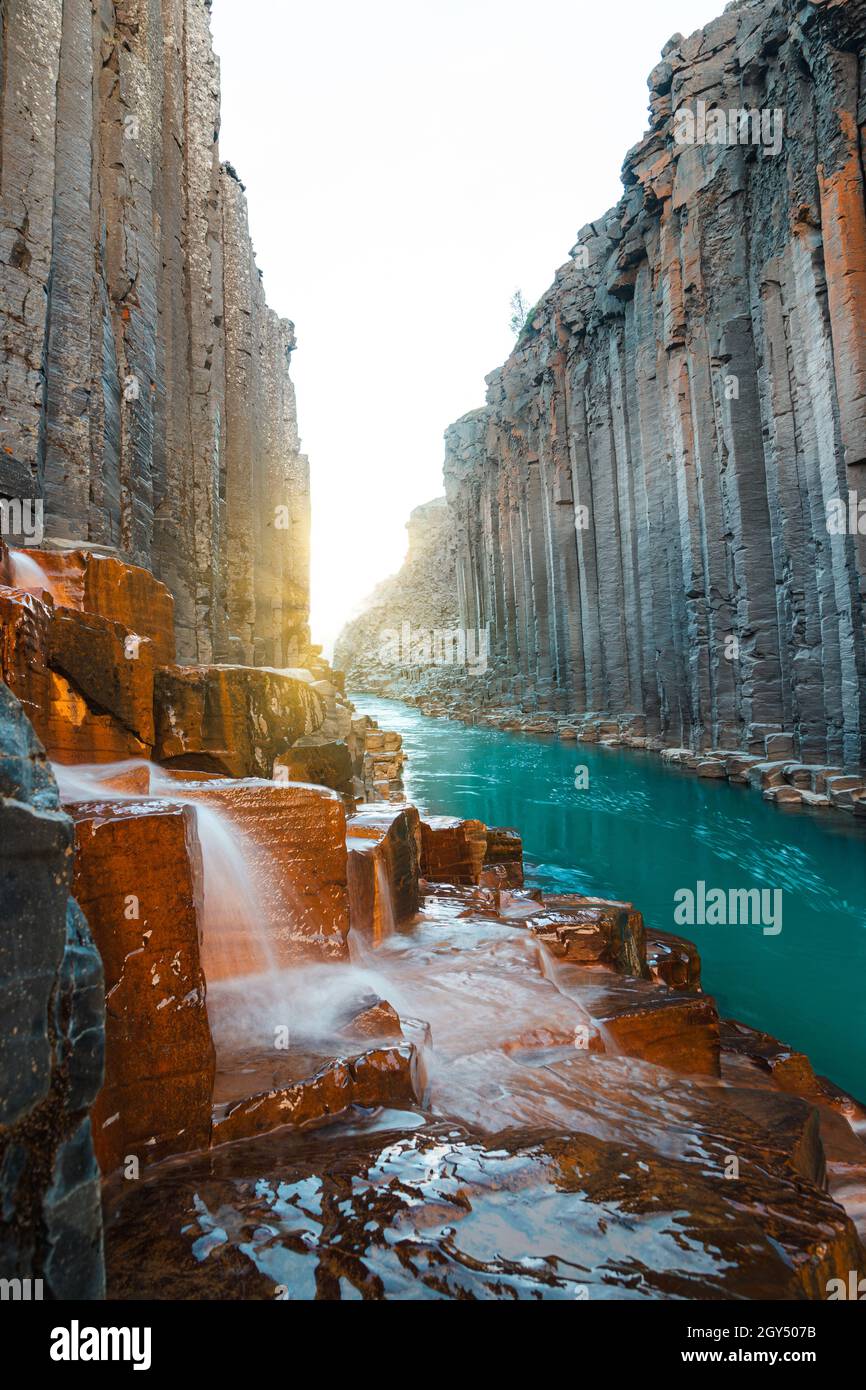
left=0, top=0, right=63, bottom=504
left=41, top=0, right=94, bottom=544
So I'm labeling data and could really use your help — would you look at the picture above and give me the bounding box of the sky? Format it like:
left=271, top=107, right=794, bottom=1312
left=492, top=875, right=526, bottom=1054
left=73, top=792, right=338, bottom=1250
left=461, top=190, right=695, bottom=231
left=211, top=0, right=719, bottom=654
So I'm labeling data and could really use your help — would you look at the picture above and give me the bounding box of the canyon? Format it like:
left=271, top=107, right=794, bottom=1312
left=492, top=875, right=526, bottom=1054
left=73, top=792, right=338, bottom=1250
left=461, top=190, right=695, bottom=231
left=2, top=0, right=866, bottom=1307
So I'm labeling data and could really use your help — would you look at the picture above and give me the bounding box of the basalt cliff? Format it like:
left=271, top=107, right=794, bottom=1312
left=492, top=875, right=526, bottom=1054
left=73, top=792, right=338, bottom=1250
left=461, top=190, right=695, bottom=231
left=439, top=0, right=866, bottom=770
left=3, top=0, right=866, bottom=1307
left=0, top=0, right=309, bottom=667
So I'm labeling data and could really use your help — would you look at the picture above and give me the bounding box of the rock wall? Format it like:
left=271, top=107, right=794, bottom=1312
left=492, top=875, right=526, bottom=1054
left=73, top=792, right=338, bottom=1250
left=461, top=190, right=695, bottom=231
left=0, top=681, right=105, bottom=1298
left=0, top=0, right=310, bottom=667
left=444, top=0, right=866, bottom=767
left=333, top=497, right=460, bottom=696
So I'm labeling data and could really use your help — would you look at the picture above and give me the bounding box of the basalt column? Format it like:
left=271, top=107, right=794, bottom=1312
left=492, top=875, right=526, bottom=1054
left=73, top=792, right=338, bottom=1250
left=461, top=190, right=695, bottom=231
left=0, top=0, right=312, bottom=665
left=444, top=0, right=866, bottom=766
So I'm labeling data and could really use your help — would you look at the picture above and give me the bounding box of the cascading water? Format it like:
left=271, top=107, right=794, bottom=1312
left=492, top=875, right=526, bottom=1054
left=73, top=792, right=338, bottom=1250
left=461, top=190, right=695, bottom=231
left=53, top=758, right=400, bottom=1079
left=54, top=759, right=281, bottom=986
left=7, top=547, right=57, bottom=599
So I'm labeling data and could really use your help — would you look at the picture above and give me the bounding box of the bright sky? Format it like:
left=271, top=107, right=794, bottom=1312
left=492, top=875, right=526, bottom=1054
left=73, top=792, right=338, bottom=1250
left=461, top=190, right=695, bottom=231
left=211, top=0, right=719, bottom=654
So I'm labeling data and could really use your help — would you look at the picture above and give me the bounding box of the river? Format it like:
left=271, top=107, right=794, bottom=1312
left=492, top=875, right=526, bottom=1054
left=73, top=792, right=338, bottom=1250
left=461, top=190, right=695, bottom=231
left=352, top=694, right=866, bottom=1100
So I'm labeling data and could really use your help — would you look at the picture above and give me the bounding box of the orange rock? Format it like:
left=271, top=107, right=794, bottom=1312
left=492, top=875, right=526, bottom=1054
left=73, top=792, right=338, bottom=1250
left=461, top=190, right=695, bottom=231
left=211, top=1044, right=423, bottom=1146
left=68, top=799, right=215, bottom=1174
left=154, top=665, right=325, bottom=777
left=720, top=1018, right=818, bottom=1095
left=528, top=893, right=648, bottom=978
left=43, top=671, right=149, bottom=764
left=0, top=538, right=11, bottom=585
left=173, top=780, right=350, bottom=972
left=347, top=803, right=421, bottom=942
left=553, top=964, right=719, bottom=1076
left=0, top=586, right=154, bottom=763
left=339, top=997, right=404, bottom=1041
left=17, top=550, right=175, bottom=664
left=420, top=815, right=487, bottom=884
left=596, top=979, right=719, bottom=1076
left=0, top=585, right=51, bottom=731
left=483, top=826, right=524, bottom=887
left=48, top=606, right=155, bottom=746
left=646, top=929, right=703, bottom=991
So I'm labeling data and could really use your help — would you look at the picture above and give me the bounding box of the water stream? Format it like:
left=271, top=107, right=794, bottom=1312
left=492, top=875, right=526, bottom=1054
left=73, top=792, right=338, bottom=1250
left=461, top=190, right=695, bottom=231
left=352, top=695, right=866, bottom=1100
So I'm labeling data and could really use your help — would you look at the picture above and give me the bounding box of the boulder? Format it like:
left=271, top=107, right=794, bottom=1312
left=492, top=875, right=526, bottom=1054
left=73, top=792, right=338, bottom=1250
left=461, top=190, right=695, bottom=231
left=646, top=930, right=702, bottom=991
left=48, top=607, right=156, bottom=747
left=68, top=800, right=215, bottom=1174
left=0, top=587, right=154, bottom=763
left=154, top=665, right=325, bottom=777
left=338, top=995, right=404, bottom=1041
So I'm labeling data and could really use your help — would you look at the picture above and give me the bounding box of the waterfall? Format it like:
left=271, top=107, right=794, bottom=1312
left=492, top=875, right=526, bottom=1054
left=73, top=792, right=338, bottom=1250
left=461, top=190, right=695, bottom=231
left=8, top=548, right=57, bottom=600
left=53, top=759, right=278, bottom=985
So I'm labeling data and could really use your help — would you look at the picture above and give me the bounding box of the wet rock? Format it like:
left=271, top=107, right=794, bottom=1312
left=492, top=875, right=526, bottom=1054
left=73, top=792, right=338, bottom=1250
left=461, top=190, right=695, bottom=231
left=48, top=606, right=156, bottom=747
left=104, top=1116, right=864, bottom=1302
left=527, top=895, right=648, bottom=978
left=347, top=803, right=421, bottom=941
left=553, top=966, right=720, bottom=1076
left=175, top=780, right=350, bottom=968
left=154, top=665, right=325, bottom=778
left=337, top=996, right=404, bottom=1041
left=17, top=551, right=176, bottom=666
left=0, top=586, right=154, bottom=763
left=273, top=739, right=354, bottom=801
left=482, top=825, right=524, bottom=887
left=0, top=681, right=105, bottom=1298
left=212, top=1044, right=424, bottom=1146
left=67, top=800, right=215, bottom=1174
left=720, top=1018, right=820, bottom=1096
left=646, top=929, right=703, bottom=991
left=420, top=815, right=487, bottom=884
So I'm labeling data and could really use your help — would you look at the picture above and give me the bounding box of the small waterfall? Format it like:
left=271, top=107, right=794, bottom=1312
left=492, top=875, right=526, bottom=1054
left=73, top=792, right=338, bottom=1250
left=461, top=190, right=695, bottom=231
left=192, top=804, right=278, bottom=983
left=8, top=548, right=57, bottom=600
left=374, top=857, right=397, bottom=944
left=53, top=758, right=278, bottom=985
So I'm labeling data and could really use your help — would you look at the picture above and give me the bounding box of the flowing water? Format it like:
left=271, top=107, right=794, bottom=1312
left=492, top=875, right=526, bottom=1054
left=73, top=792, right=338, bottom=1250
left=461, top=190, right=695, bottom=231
left=7, top=547, right=57, bottom=598
left=352, top=695, right=866, bottom=1100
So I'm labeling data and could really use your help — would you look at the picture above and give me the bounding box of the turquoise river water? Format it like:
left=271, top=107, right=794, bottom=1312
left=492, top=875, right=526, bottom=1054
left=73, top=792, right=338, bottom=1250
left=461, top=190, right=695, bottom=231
left=352, top=695, right=866, bottom=1100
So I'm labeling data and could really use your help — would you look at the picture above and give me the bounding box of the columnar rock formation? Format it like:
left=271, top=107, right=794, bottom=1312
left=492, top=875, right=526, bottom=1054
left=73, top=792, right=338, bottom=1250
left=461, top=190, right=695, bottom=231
left=0, top=684, right=105, bottom=1298
left=333, top=497, right=459, bottom=695
left=0, top=0, right=310, bottom=666
left=445, top=0, right=866, bottom=767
